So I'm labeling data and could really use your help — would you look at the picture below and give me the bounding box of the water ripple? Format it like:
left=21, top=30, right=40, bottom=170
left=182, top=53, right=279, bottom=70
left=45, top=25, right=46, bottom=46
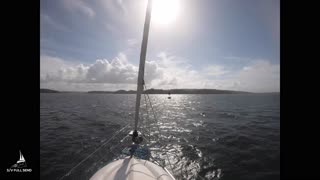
left=41, top=93, right=279, bottom=180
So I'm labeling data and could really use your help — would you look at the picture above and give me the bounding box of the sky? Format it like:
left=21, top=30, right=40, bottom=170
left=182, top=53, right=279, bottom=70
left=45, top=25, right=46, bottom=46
left=40, top=0, right=280, bottom=92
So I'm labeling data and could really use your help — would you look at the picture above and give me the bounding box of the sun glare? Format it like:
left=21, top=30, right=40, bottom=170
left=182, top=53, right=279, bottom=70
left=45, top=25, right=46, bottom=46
left=151, top=0, right=180, bottom=26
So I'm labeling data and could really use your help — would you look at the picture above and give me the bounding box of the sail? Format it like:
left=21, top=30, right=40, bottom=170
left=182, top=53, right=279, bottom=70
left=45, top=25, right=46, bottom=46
left=17, top=151, right=25, bottom=163
left=20, top=151, right=25, bottom=161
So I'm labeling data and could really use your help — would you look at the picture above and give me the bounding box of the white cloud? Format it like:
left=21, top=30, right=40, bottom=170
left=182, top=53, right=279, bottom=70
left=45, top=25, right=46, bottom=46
left=234, top=60, right=280, bottom=92
left=85, top=58, right=137, bottom=83
left=127, top=38, right=139, bottom=47
left=41, top=53, right=162, bottom=85
left=40, top=55, right=75, bottom=82
left=204, top=65, right=229, bottom=77
left=148, top=52, right=204, bottom=89
left=202, top=60, right=280, bottom=92
left=150, top=54, right=279, bottom=92
left=41, top=82, right=136, bottom=92
left=62, top=0, right=95, bottom=18
left=41, top=53, right=279, bottom=92
left=41, top=53, right=136, bottom=84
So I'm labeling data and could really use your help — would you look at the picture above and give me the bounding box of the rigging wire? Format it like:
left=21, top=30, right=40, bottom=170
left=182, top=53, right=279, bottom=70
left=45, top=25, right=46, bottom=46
left=59, top=88, right=206, bottom=180
left=143, top=84, right=175, bottom=175
left=143, top=84, right=207, bottom=180
left=58, top=123, right=130, bottom=180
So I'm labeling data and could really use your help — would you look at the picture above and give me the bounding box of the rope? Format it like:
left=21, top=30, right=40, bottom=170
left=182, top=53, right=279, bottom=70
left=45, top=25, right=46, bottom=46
left=58, top=123, right=130, bottom=180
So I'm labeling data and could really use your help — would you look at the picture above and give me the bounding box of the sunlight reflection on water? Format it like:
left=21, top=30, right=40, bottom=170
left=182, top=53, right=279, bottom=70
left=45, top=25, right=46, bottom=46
left=41, top=94, right=279, bottom=180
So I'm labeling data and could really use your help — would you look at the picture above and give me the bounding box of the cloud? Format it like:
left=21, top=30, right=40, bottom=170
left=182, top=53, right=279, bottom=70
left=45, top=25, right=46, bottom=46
left=204, top=65, right=229, bottom=77
left=99, top=0, right=128, bottom=22
left=40, top=55, right=75, bottom=82
left=41, top=54, right=134, bottom=84
left=41, top=53, right=279, bottom=92
left=62, top=0, right=95, bottom=18
left=41, top=82, right=137, bottom=92
left=147, top=52, right=204, bottom=89
left=85, top=58, right=137, bottom=84
left=99, top=0, right=147, bottom=36
left=202, top=60, right=280, bottom=92
left=127, top=38, right=139, bottom=47
left=233, top=60, right=280, bottom=92
left=149, top=53, right=279, bottom=92
left=40, top=53, right=163, bottom=85
left=41, top=14, right=71, bottom=32
left=224, top=56, right=249, bottom=61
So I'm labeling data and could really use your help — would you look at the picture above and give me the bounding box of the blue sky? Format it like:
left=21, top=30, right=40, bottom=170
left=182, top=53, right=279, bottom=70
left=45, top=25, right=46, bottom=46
left=40, top=0, right=280, bottom=92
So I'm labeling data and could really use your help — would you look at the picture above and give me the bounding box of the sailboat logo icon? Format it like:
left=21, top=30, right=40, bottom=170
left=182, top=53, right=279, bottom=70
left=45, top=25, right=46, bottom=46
left=7, top=150, right=32, bottom=173
left=11, top=150, right=27, bottom=168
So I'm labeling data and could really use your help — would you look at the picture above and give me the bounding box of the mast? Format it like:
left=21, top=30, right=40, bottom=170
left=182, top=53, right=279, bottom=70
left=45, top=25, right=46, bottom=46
left=134, top=0, right=153, bottom=133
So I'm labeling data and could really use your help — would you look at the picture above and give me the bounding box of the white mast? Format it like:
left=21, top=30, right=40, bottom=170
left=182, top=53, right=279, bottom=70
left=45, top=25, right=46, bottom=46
left=134, top=0, right=153, bottom=132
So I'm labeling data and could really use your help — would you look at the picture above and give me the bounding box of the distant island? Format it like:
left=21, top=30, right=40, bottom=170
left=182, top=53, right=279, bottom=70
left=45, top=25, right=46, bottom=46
left=40, top=89, right=60, bottom=93
left=40, top=88, right=253, bottom=94
left=88, top=88, right=252, bottom=94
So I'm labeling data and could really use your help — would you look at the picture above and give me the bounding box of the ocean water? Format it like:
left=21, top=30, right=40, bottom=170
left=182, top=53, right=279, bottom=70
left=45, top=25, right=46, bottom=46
left=40, top=93, right=280, bottom=180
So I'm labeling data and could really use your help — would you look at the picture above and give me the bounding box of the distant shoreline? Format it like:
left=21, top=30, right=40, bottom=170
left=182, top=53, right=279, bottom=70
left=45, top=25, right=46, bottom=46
left=40, top=89, right=60, bottom=93
left=40, top=88, right=264, bottom=94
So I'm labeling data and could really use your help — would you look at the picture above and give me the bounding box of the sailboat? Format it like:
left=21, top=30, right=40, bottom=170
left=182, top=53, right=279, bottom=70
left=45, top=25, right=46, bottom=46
left=90, top=0, right=175, bottom=179
left=11, top=150, right=27, bottom=168
left=17, top=151, right=25, bottom=163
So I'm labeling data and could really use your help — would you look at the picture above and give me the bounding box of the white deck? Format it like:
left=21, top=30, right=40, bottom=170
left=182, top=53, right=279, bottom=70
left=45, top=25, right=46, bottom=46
left=90, top=157, right=175, bottom=180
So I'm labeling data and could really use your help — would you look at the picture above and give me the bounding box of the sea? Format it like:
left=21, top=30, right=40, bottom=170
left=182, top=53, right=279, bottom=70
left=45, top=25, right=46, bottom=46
left=40, top=93, right=280, bottom=180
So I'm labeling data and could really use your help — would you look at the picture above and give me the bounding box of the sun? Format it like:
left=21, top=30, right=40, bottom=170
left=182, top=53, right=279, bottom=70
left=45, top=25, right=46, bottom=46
left=151, top=0, right=180, bottom=25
